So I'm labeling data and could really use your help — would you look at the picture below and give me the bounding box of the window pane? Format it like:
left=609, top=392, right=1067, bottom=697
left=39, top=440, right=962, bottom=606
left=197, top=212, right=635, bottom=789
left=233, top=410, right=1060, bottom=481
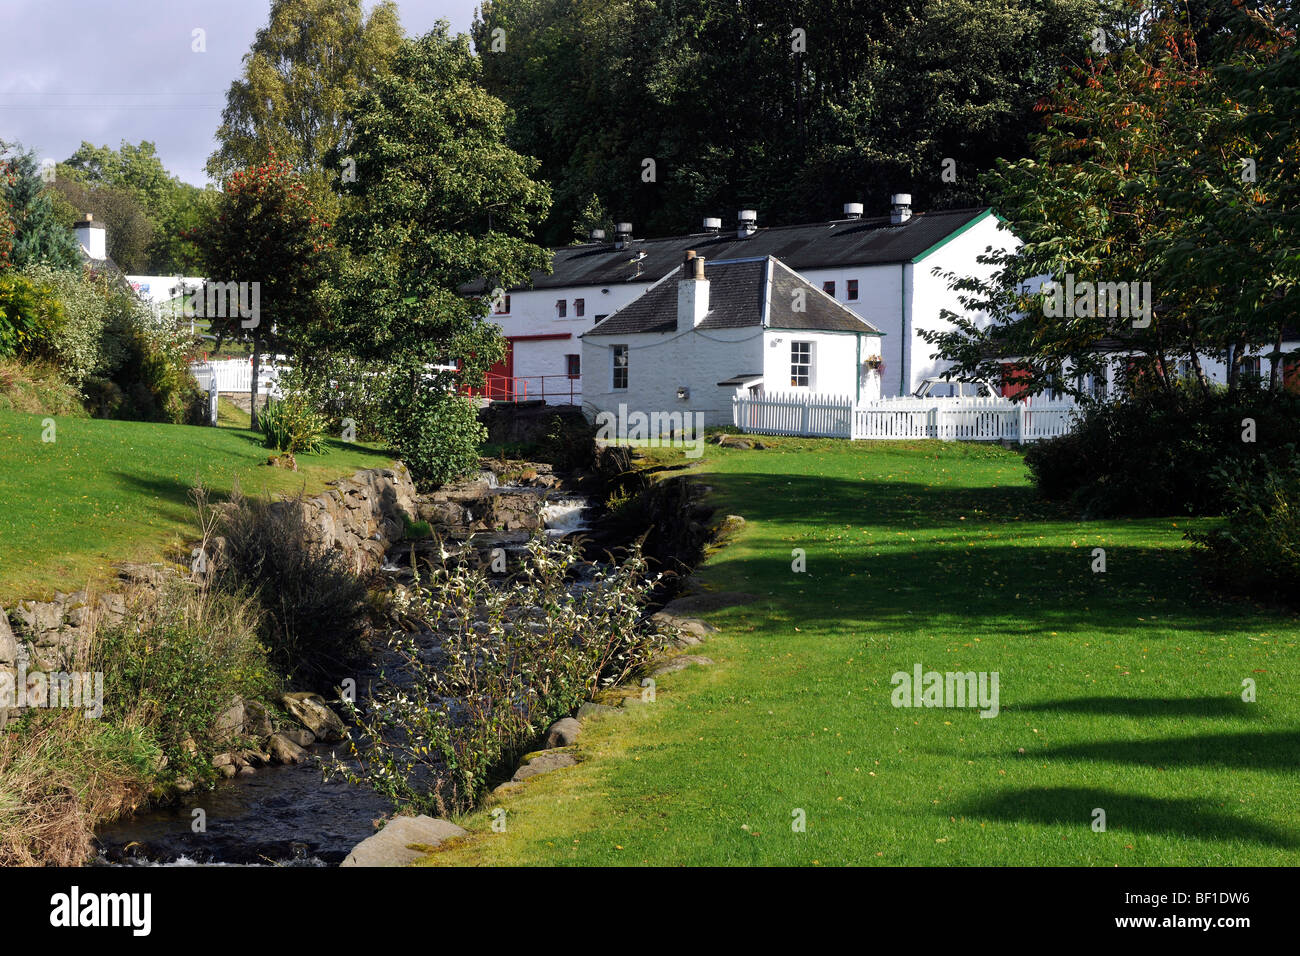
left=791, top=341, right=812, bottom=387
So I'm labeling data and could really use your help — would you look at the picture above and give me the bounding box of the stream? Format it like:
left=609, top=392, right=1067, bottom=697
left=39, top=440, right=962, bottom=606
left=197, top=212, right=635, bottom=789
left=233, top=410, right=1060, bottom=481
left=94, top=475, right=599, bottom=866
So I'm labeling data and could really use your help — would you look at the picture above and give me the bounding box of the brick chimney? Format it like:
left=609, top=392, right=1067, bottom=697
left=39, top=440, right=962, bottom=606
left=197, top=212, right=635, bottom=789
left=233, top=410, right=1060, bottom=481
left=74, top=213, right=106, bottom=259
left=677, top=250, right=709, bottom=328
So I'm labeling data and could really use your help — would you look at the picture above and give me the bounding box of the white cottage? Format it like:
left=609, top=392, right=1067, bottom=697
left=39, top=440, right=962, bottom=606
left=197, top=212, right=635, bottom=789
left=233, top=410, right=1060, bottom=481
left=580, top=252, right=883, bottom=428
left=470, top=196, right=1015, bottom=404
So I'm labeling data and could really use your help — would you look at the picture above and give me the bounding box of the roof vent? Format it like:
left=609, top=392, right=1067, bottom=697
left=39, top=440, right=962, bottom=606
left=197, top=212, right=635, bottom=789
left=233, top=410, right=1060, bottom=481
left=737, top=209, right=758, bottom=238
left=703, top=216, right=722, bottom=235
left=890, top=194, right=912, bottom=225
left=614, top=221, right=633, bottom=249
left=590, top=227, right=606, bottom=242
left=842, top=202, right=864, bottom=220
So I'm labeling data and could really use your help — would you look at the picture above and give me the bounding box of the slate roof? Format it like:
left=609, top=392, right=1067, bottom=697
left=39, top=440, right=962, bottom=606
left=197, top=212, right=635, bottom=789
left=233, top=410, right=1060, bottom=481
left=583, top=256, right=884, bottom=338
left=468, top=207, right=993, bottom=294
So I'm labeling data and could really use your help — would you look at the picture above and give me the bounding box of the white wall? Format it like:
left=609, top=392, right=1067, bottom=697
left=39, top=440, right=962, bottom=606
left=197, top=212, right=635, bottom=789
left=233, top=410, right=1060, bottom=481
left=582, top=325, right=764, bottom=428
left=908, top=213, right=1016, bottom=396
left=760, top=329, right=882, bottom=402
left=799, top=265, right=904, bottom=395
left=488, top=283, right=648, bottom=403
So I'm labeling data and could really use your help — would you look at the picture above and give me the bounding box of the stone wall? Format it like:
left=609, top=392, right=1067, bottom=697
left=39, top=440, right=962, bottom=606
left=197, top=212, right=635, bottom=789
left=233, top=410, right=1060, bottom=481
left=0, top=464, right=418, bottom=729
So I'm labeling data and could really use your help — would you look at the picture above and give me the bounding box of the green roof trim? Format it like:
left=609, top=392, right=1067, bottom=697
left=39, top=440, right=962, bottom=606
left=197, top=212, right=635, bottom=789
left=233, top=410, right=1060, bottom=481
left=910, top=207, right=997, bottom=264
left=766, top=326, right=884, bottom=336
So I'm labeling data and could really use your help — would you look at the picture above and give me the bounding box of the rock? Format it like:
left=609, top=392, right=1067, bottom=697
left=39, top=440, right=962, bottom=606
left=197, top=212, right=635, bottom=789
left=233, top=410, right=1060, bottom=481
left=279, top=728, right=316, bottom=748
left=213, top=697, right=246, bottom=744
left=173, top=777, right=195, bottom=794
left=341, top=815, right=467, bottom=867
left=212, top=753, right=233, bottom=769
left=544, top=717, right=581, bottom=748
left=649, top=654, right=715, bottom=677
left=216, top=763, right=237, bottom=779
left=237, top=766, right=256, bottom=777
left=268, top=733, right=309, bottom=765
left=650, top=611, right=717, bottom=639
left=281, top=692, right=346, bottom=742
left=511, top=750, right=577, bottom=782
left=710, top=434, right=766, bottom=450
left=716, top=514, right=746, bottom=535
left=243, top=700, right=273, bottom=737
left=576, top=702, right=616, bottom=720
left=0, top=607, right=16, bottom=667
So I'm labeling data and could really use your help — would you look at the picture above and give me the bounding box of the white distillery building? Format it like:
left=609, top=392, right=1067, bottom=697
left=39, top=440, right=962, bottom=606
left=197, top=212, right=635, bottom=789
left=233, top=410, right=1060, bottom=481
left=581, top=251, right=883, bottom=428
left=471, top=196, right=1014, bottom=406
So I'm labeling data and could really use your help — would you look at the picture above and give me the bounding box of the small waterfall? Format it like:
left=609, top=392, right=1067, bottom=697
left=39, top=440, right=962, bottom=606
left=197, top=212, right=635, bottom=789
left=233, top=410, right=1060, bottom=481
left=541, top=496, right=591, bottom=536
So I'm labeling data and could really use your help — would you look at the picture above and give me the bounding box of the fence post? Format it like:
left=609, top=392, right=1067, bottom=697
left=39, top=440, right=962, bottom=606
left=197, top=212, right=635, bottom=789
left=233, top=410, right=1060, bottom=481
left=1018, top=402, right=1027, bottom=442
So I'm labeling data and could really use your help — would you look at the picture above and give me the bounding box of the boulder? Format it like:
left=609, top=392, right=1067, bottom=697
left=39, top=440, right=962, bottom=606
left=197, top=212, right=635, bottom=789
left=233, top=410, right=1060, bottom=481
left=649, top=654, right=715, bottom=677
left=268, top=733, right=308, bottom=765
left=281, top=692, right=346, bottom=742
left=279, top=728, right=316, bottom=748
left=0, top=607, right=16, bottom=667
left=576, top=702, right=616, bottom=720
left=341, top=815, right=467, bottom=867
left=213, top=697, right=246, bottom=744
left=650, top=611, right=717, bottom=640
left=511, top=750, right=577, bottom=782
left=243, top=700, right=273, bottom=738
left=544, top=717, right=581, bottom=748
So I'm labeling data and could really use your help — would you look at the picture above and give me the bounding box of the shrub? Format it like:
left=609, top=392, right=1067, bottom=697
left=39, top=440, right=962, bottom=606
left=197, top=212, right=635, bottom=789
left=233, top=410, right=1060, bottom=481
left=1024, top=384, right=1300, bottom=517
left=377, top=368, right=485, bottom=487
left=1188, top=454, right=1300, bottom=606
left=329, top=534, right=664, bottom=815
left=0, top=269, right=63, bottom=359
left=213, top=487, right=371, bottom=685
left=259, top=391, right=327, bottom=455
left=94, top=578, right=273, bottom=785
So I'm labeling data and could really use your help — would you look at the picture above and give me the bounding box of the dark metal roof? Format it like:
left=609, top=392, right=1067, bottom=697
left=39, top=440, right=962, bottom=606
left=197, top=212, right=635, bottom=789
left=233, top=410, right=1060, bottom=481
left=583, top=256, right=884, bottom=338
left=717, top=373, right=764, bottom=386
left=475, top=207, right=992, bottom=293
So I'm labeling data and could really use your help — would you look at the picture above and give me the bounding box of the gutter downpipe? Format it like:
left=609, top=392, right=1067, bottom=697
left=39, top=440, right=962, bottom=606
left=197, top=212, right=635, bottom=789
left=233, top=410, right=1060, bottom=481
left=900, top=263, right=908, bottom=396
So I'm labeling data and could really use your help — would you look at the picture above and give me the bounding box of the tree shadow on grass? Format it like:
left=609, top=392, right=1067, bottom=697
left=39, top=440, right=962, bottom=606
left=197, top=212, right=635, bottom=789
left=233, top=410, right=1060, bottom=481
left=1034, top=729, right=1300, bottom=772
left=690, top=470, right=1290, bottom=638
left=957, top=786, right=1299, bottom=848
left=1014, top=696, right=1256, bottom=719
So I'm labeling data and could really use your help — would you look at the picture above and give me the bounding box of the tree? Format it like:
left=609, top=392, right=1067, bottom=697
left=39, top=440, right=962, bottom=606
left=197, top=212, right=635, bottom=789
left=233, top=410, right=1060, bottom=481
left=920, top=2, right=1290, bottom=399
left=0, top=158, right=14, bottom=271
left=473, top=0, right=1105, bottom=243
left=59, top=140, right=216, bottom=273
left=207, top=0, right=403, bottom=194
left=331, top=25, right=551, bottom=368
left=0, top=143, right=82, bottom=270
left=191, top=155, right=335, bottom=428
left=329, top=25, right=551, bottom=484
left=47, top=175, right=155, bottom=272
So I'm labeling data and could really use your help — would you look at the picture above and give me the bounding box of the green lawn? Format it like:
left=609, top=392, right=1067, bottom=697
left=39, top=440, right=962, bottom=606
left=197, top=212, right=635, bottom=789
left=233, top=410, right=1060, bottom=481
left=0, top=409, right=392, bottom=604
left=424, top=438, right=1300, bottom=866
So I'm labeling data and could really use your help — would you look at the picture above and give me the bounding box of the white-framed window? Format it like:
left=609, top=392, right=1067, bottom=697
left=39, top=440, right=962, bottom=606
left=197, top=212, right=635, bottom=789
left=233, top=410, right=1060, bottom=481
left=612, top=344, right=629, bottom=389
left=492, top=293, right=511, bottom=314
left=1242, top=356, right=1262, bottom=381
left=822, top=280, right=836, bottom=298
left=556, top=299, right=567, bottom=318
left=574, top=297, right=585, bottom=317
left=791, top=341, right=813, bottom=387
left=847, top=279, right=859, bottom=301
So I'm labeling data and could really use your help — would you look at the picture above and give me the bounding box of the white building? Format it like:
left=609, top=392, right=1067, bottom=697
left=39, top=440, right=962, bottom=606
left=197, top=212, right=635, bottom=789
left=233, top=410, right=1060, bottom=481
left=476, top=196, right=1015, bottom=407
left=580, top=252, right=883, bottom=428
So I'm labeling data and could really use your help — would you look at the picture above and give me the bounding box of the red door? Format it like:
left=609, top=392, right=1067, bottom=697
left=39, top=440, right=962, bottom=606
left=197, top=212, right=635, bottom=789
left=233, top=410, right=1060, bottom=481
left=465, top=340, right=515, bottom=400
left=1001, top=363, right=1030, bottom=402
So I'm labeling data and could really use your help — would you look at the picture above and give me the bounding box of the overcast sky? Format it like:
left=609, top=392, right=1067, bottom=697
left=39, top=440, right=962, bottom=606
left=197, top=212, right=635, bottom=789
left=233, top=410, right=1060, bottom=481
left=0, top=1, right=479, bottom=187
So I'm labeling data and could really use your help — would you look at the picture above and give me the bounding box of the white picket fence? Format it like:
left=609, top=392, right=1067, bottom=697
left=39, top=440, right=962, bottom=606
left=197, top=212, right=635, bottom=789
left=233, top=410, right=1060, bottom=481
left=190, top=358, right=286, bottom=399
left=733, top=392, right=1078, bottom=442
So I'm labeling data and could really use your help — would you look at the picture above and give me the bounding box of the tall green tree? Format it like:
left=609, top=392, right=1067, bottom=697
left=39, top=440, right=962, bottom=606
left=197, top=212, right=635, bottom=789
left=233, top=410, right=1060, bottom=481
left=0, top=142, right=81, bottom=270
left=191, top=155, right=335, bottom=428
left=330, top=25, right=551, bottom=371
left=921, top=2, right=1295, bottom=399
left=58, top=140, right=215, bottom=273
left=473, top=0, right=1105, bottom=243
left=207, top=0, right=403, bottom=197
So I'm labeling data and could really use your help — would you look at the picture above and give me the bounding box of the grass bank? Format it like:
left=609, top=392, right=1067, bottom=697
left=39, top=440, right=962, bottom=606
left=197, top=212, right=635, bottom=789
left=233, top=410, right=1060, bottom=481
left=0, top=408, right=392, bottom=603
left=421, top=438, right=1300, bottom=866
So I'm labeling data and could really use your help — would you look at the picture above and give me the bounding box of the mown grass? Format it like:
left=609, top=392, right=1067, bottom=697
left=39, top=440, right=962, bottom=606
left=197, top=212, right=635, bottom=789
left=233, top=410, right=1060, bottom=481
left=0, top=408, right=392, bottom=604
left=422, top=437, right=1300, bottom=866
